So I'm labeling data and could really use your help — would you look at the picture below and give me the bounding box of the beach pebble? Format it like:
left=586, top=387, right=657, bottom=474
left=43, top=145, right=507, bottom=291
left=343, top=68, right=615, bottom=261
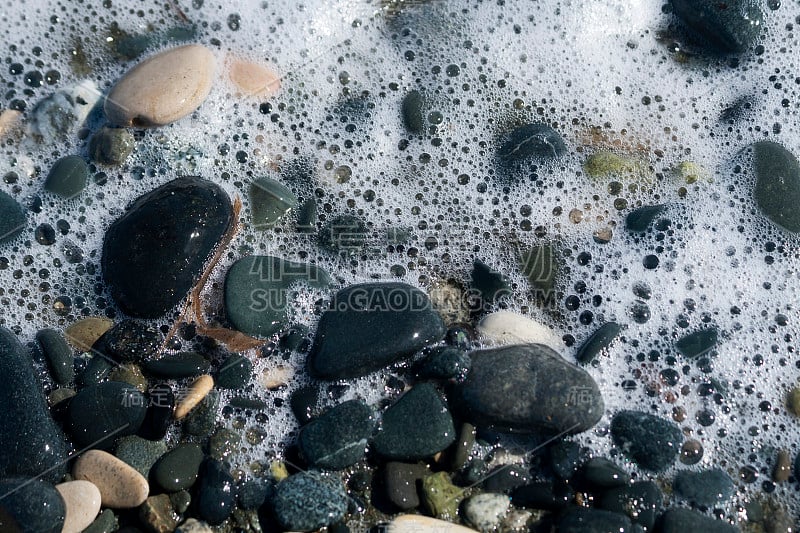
left=28, top=80, right=101, bottom=142
left=476, top=311, right=561, bottom=347
left=273, top=471, right=348, bottom=532
left=258, top=364, right=295, bottom=390
left=384, top=462, right=430, bottom=510
left=36, top=328, right=75, bottom=385
left=55, top=480, right=102, bottom=533
left=73, top=449, right=150, bottom=509
left=229, top=58, right=280, bottom=97
left=610, top=410, right=683, bottom=472
left=68, top=381, right=147, bottom=450
left=44, top=155, right=88, bottom=198
left=105, top=44, right=216, bottom=127
left=139, top=494, right=179, bottom=533
left=89, top=126, right=135, bottom=166
left=152, top=443, right=204, bottom=492
left=673, top=468, right=735, bottom=506
left=0, top=478, right=66, bottom=533
left=175, top=519, right=214, bottom=533
left=298, top=399, right=374, bottom=470
left=751, top=140, right=800, bottom=233
left=63, top=316, right=113, bottom=351
left=0, top=189, right=27, bottom=244
left=141, top=352, right=210, bottom=378
left=597, top=481, right=662, bottom=531
left=658, top=508, right=738, bottom=532
left=386, top=515, right=478, bottom=533
left=175, top=374, right=215, bottom=420
left=463, top=493, right=510, bottom=532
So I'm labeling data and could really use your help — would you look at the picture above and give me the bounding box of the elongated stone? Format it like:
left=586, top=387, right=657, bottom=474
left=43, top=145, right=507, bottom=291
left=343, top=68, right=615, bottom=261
left=0, top=189, right=26, bottom=244
left=141, top=351, right=210, bottom=378
left=610, top=410, right=682, bottom=472
left=36, top=328, right=75, bottom=384
left=44, top=155, right=88, bottom=199
left=56, top=480, right=102, bottom=533
left=249, top=176, right=298, bottom=229
left=752, top=141, right=800, bottom=233
left=497, top=123, right=567, bottom=163
left=73, top=450, right=149, bottom=509
left=575, top=322, right=622, bottom=364
left=102, top=177, right=233, bottom=318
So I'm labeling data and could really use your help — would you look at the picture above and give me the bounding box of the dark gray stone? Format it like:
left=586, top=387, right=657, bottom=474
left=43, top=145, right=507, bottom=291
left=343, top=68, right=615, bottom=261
left=195, top=459, right=235, bottom=526
left=658, top=508, right=738, bottom=533
left=215, top=354, right=253, bottom=390
left=318, top=214, right=369, bottom=257
left=96, top=319, right=162, bottom=363
left=308, top=283, right=446, bottom=379
left=557, top=506, right=633, bottom=532
left=610, top=410, right=682, bottom=472
left=497, top=123, right=567, bottom=163
left=626, top=205, right=667, bottom=232
left=89, top=126, right=135, bottom=165
left=372, top=383, right=456, bottom=461
left=752, top=141, right=800, bottom=233
left=597, top=481, right=662, bottom=530
left=153, top=443, right=204, bottom=492
left=141, top=351, right=210, bottom=378
left=44, top=155, right=88, bottom=198
left=77, top=355, right=114, bottom=387
left=0, top=478, right=65, bottom=533
left=670, top=0, right=763, bottom=54
left=0, top=189, right=26, bottom=244
left=273, top=472, right=348, bottom=532
left=139, top=383, right=174, bottom=441
left=453, top=344, right=604, bottom=434
left=549, top=440, right=583, bottom=480
left=249, top=176, right=298, bottom=229
left=36, top=328, right=75, bottom=384
left=81, top=509, right=117, bottom=533
left=483, top=464, right=532, bottom=494
left=401, top=90, right=425, bottom=133
left=673, top=468, right=735, bottom=506
left=675, top=328, right=718, bottom=358
left=575, top=322, right=622, bottom=365
left=184, top=391, right=220, bottom=436
left=0, top=327, right=69, bottom=483
left=299, top=400, right=374, bottom=470
left=582, top=457, right=630, bottom=488
left=416, top=346, right=470, bottom=381
left=384, top=462, right=429, bottom=510
left=470, top=260, right=510, bottom=304
left=68, top=381, right=147, bottom=450
left=114, top=435, right=167, bottom=478
left=102, top=177, right=233, bottom=318
left=238, top=479, right=273, bottom=510
left=519, top=243, right=559, bottom=295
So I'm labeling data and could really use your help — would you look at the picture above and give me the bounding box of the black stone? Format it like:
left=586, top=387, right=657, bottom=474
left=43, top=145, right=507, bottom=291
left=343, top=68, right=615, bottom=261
left=658, top=508, right=738, bottom=533
left=470, top=260, right=510, bottom=305
left=139, top=383, right=174, bottom=441
left=483, top=464, right=532, bottom=494
left=673, top=468, right=735, bottom=507
left=96, top=319, right=162, bottom=363
left=453, top=344, right=604, bottom=434
left=184, top=391, right=219, bottom=436
left=141, top=352, right=210, bottom=378
left=557, top=506, right=633, bottom=532
left=153, top=443, right=204, bottom=492
left=549, top=440, right=583, bottom=480
left=215, top=354, right=253, bottom=390
left=401, top=90, right=425, bottom=133
left=298, top=399, right=374, bottom=470
left=597, top=481, right=662, bottom=531
left=581, top=457, right=630, bottom=488
left=195, top=459, right=235, bottom=526
left=752, top=141, right=800, bottom=233
left=102, top=177, right=233, bottom=318
left=297, top=197, right=317, bottom=233
left=68, top=381, right=147, bottom=450
left=415, top=346, right=470, bottom=381
left=77, top=355, right=113, bottom=387
left=307, top=283, right=446, bottom=379
left=575, top=322, right=622, bottom=365
left=36, top=328, right=75, bottom=384
left=670, top=0, right=763, bottom=54
left=238, top=479, right=273, bottom=510
left=291, top=385, right=319, bottom=424
left=519, top=243, right=559, bottom=295
left=610, top=410, right=682, bottom=472
left=273, top=472, right=348, bottom=532
left=497, top=123, right=567, bottom=163
left=44, top=155, right=88, bottom=198
left=675, top=328, right=718, bottom=358
left=626, top=205, right=667, bottom=232
left=0, top=327, right=70, bottom=483
left=510, top=481, right=572, bottom=510
left=372, top=383, right=456, bottom=461
left=0, top=478, right=66, bottom=533
left=0, top=189, right=26, bottom=244
left=384, top=462, right=429, bottom=510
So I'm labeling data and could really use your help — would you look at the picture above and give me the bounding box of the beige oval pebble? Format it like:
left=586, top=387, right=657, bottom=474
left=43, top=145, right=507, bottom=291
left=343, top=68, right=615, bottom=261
left=64, top=317, right=113, bottom=352
left=73, top=450, right=149, bottom=509
left=105, top=44, right=216, bottom=128
left=229, top=58, right=280, bottom=98
left=257, top=364, right=294, bottom=390
left=56, top=480, right=102, bottom=533
left=476, top=311, right=561, bottom=347
left=387, top=515, right=478, bottom=533
left=174, top=374, right=214, bottom=420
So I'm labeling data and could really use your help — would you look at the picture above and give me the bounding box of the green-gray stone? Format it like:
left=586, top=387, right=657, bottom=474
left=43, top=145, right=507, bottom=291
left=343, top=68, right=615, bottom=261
left=519, top=243, right=558, bottom=295
left=89, top=126, right=135, bottom=165
left=36, top=328, right=75, bottom=385
left=114, top=435, right=167, bottom=478
left=250, top=176, right=298, bottom=229
left=402, top=90, right=425, bottom=133
left=169, top=490, right=192, bottom=514
left=44, top=155, right=88, bottom=198
left=77, top=355, right=113, bottom=387
left=273, top=472, right=348, bottom=532
left=296, top=198, right=317, bottom=233
left=0, top=189, right=26, bottom=244
left=298, top=400, right=374, bottom=470
left=224, top=255, right=331, bottom=338
left=626, top=205, right=667, bottom=232
left=610, top=410, right=682, bottom=472
left=420, top=472, right=463, bottom=521
left=497, top=123, right=567, bottom=163
left=575, top=322, right=622, bottom=365
left=675, top=328, right=718, bottom=358
left=185, top=391, right=220, bottom=436
left=138, top=494, right=179, bottom=533
left=670, top=0, right=763, bottom=54
left=141, top=351, right=210, bottom=378
left=81, top=509, right=117, bottom=533
left=752, top=141, right=800, bottom=233
left=153, top=442, right=204, bottom=492
left=216, top=354, right=253, bottom=390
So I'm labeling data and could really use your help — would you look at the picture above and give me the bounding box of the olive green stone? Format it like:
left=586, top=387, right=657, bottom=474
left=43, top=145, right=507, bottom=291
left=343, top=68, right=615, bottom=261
left=209, top=428, right=241, bottom=460
left=153, top=442, right=204, bottom=492
left=44, top=155, right=88, bottom=198
left=89, top=126, right=135, bottom=166
left=139, top=494, right=179, bottom=533
left=584, top=150, right=639, bottom=178
left=250, top=176, right=298, bottom=229
left=109, top=363, right=148, bottom=392
left=420, top=472, right=463, bottom=521
left=81, top=510, right=117, bottom=533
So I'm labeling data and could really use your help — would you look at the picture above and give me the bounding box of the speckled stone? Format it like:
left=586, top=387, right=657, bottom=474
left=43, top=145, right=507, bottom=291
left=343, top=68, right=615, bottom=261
left=273, top=472, right=348, bottom=532
left=73, top=450, right=149, bottom=509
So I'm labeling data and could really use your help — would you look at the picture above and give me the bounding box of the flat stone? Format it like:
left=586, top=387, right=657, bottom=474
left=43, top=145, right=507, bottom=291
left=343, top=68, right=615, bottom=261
left=89, top=127, right=135, bottom=165
left=750, top=141, right=800, bottom=232
left=372, top=383, right=456, bottom=461
left=224, top=255, right=331, bottom=338
left=44, top=155, right=88, bottom=199
left=64, top=317, right=113, bottom=351
left=73, top=449, right=149, bottom=509
left=384, top=462, right=430, bottom=510
left=102, top=177, right=233, bottom=318
left=597, top=481, right=662, bottom=531
left=55, top=480, right=102, bottom=533
left=174, top=374, right=214, bottom=420
left=476, top=311, right=561, bottom=347
left=141, top=351, right=210, bottom=378
left=497, top=123, right=567, bottom=163
left=0, top=478, right=66, bottom=533
left=114, top=435, right=167, bottom=478
left=386, top=515, right=477, bottom=533
left=575, top=322, right=622, bottom=365
left=626, top=204, right=667, bottom=232
left=556, top=507, right=633, bottom=532
left=36, top=328, right=75, bottom=384
left=670, top=0, right=763, bottom=54
left=139, top=494, right=179, bottom=533
left=675, top=328, right=718, bottom=358
left=673, top=468, right=735, bottom=506
left=308, top=282, right=446, bottom=379
left=105, top=44, right=216, bottom=127
left=152, top=443, right=204, bottom=492
left=68, top=381, right=148, bottom=450
left=658, top=508, right=738, bottom=533
left=249, top=176, right=298, bottom=229
left=549, top=440, right=583, bottom=480
left=77, top=355, right=114, bottom=388
left=99, top=320, right=163, bottom=364
left=453, top=344, right=604, bottom=434
left=581, top=457, right=630, bottom=488
left=195, top=459, right=235, bottom=525
left=0, top=189, right=26, bottom=244
left=273, top=472, right=348, bottom=532
left=299, top=399, right=374, bottom=470
left=229, top=58, right=280, bottom=97
left=463, top=493, right=510, bottom=532
left=0, top=327, right=70, bottom=483
left=610, top=410, right=683, bottom=472
left=215, top=353, right=253, bottom=390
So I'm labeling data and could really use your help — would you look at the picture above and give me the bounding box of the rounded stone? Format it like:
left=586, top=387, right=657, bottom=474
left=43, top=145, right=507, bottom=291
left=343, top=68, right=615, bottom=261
left=273, top=472, right=348, bottom=532
left=751, top=141, right=800, bottom=233
left=0, top=478, right=66, bottom=533
left=463, top=493, right=510, bottom=532
left=215, top=354, right=253, bottom=390
left=72, top=450, right=149, bottom=509
left=0, top=189, right=26, bottom=244
left=152, top=443, right=204, bottom=492
left=105, top=44, right=216, bottom=127
left=44, top=155, right=88, bottom=199
left=68, top=381, right=148, bottom=450
left=195, top=459, right=235, bottom=526
left=36, top=328, right=75, bottom=385
left=386, top=515, right=477, bottom=533
left=298, top=399, right=374, bottom=470
left=55, top=480, right=102, bottom=533
left=610, top=410, right=683, bottom=472
left=89, top=126, right=135, bottom=165
left=673, top=468, right=735, bottom=506
left=476, top=311, right=561, bottom=347
left=229, top=58, right=280, bottom=98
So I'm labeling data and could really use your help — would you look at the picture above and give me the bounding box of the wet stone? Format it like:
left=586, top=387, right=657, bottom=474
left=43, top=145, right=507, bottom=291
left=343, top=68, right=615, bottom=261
left=215, top=354, right=253, bottom=390
left=141, top=352, right=210, bottom=378
left=483, top=464, right=532, bottom=494
left=102, top=177, right=233, bottom=319
left=68, top=381, right=148, bottom=450
left=318, top=214, right=369, bottom=256
left=89, top=127, right=135, bottom=166
left=597, top=481, right=662, bottom=531
left=0, top=478, right=66, bottom=533
left=238, top=479, right=273, bottom=510
left=575, top=322, right=622, bottom=365
left=109, top=364, right=147, bottom=392
left=401, top=89, right=426, bottom=133
left=153, top=443, right=204, bottom=492
left=497, top=123, right=567, bottom=164
left=751, top=141, right=800, bottom=233
left=549, top=440, right=583, bottom=480
left=557, top=506, right=633, bottom=532
left=249, top=176, right=298, bottom=229
left=675, top=328, right=718, bottom=358
left=658, top=508, right=738, bottom=533
left=77, top=355, right=114, bottom=388
left=610, top=410, right=683, bottom=472
left=372, top=383, right=456, bottom=461
left=470, top=260, right=510, bottom=305
left=195, top=459, right=235, bottom=526
left=140, top=383, right=174, bottom=441
left=184, top=391, right=220, bottom=437
left=415, top=346, right=471, bottom=381
left=308, top=283, right=446, bottom=379
left=209, top=428, right=241, bottom=460
left=519, top=243, right=559, bottom=295
left=670, top=0, right=764, bottom=54
left=581, top=457, right=630, bottom=488
left=114, top=435, right=167, bottom=478
left=0, top=189, right=26, bottom=244
left=674, top=468, right=735, bottom=506
left=273, top=472, right=348, bottom=532
left=509, top=481, right=572, bottom=510
left=453, top=344, right=604, bottom=435
left=82, top=509, right=117, bottom=533
left=139, top=494, right=179, bottom=533
left=55, top=481, right=103, bottom=533
left=625, top=204, right=667, bottom=233
left=420, top=472, right=463, bottom=521
left=224, top=255, right=331, bottom=338
left=36, top=328, right=75, bottom=384
left=0, top=327, right=70, bottom=483
left=44, top=155, right=88, bottom=199
left=384, top=462, right=430, bottom=510
left=299, top=399, right=375, bottom=470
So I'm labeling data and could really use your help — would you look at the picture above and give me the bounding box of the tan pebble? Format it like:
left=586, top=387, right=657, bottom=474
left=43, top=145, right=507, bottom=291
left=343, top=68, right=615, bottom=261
left=477, top=311, right=561, bottom=348
left=387, top=515, right=478, bottom=533
left=229, top=58, right=281, bottom=98
left=55, top=480, right=102, bottom=533
left=258, top=364, right=294, bottom=390
left=774, top=449, right=792, bottom=482
left=64, top=317, right=113, bottom=351
left=174, top=374, right=214, bottom=420
left=105, top=44, right=216, bottom=128
left=72, top=450, right=149, bottom=509
left=0, top=109, right=22, bottom=137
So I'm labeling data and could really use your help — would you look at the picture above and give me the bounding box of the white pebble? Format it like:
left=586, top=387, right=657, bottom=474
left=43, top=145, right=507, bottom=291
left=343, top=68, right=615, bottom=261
left=463, top=493, right=511, bottom=532
left=55, top=480, right=102, bottom=533
left=477, top=311, right=561, bottom=347
left=386, top=515, right=478, bottom=533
